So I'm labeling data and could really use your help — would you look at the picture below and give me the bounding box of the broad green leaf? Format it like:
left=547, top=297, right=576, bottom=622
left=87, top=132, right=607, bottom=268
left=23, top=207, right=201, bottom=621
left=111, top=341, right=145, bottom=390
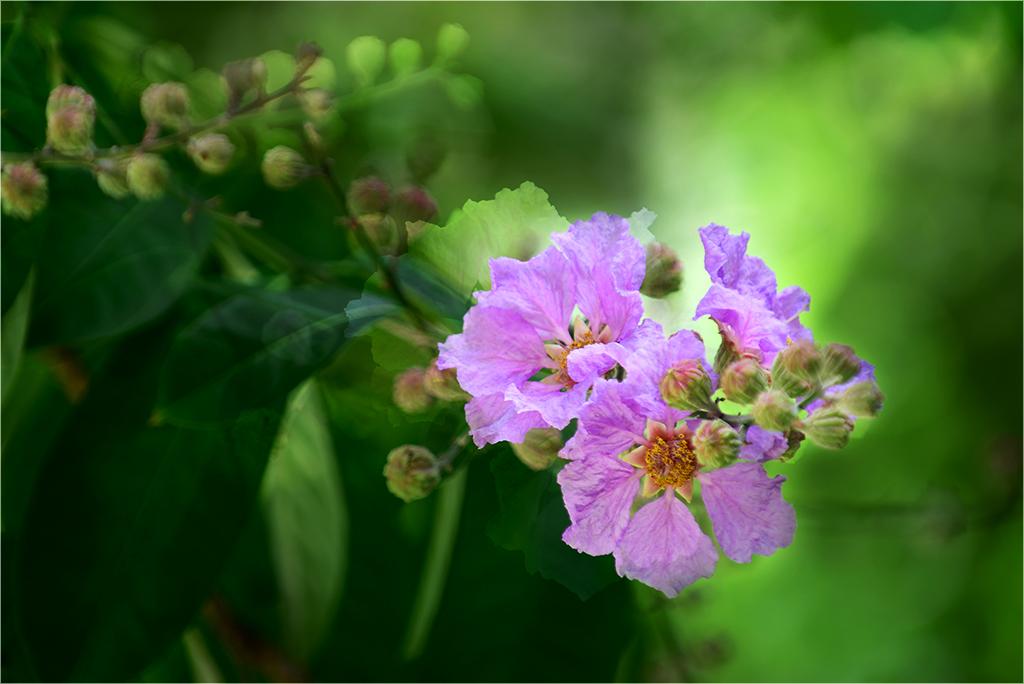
left=389, top=38, right=423, bottom=78
left=346, top=36, right=386, bottom=87
left=409, top=181, right=567, bottom=295
left=29, top=171, right=214, bottom=345
left=1, top=271, right=33, bottom=402
left=262, top=380, right=347, bottom=662
left=488, top=449, right=618, bottom=600
left=158, top=286, right=394, bottom=424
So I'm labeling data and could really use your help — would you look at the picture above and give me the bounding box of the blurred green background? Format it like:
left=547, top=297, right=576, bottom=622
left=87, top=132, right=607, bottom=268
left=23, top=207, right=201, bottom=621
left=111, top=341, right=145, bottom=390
left=2, top=2, right=1021, bottom=682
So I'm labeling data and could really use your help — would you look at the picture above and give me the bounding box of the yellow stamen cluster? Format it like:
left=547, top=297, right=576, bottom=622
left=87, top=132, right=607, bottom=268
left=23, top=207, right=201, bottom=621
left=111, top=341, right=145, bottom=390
left=644, top=436, right=698, bottom=489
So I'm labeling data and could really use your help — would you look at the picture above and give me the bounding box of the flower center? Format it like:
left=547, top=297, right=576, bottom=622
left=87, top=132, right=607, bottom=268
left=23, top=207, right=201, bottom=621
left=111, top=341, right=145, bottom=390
left=644, top=436, right=698, bottom=489
left=557, top=329, right=595, bottom=378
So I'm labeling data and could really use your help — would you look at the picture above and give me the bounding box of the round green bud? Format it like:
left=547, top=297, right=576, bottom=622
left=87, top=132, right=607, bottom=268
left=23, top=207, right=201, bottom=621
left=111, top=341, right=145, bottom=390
left=140, top=82, right=190, bottom=130
left=126, top=154, right=170, bottom=200
left=770, top=340, right=820, bottom=398
left=393, top=368, right=432, bottom=413
left=640, top=242, right=683, bottom=299
left=383, top=445, right=440, bottom=503
left=347, top=176, right=391, bottom=215
left=45, top=85, right=96, bottom=155
left=511, top=428, right=562, bottom=471
left=95, top=158, right=131, bottom=199
left=751, top=389, right=799, bottom=432
left=358, top=213, right=401, bottom=256
left=261, top=146, right=308, bottom=190
left=295, top=42, right=323, bottom=71
left=300, top=88, right=333, bottom=121
left=821, top=343, right=861, bottom=387
left=713, top=330, right=742, bottom=376
left=720, top=356, right=769, bottom=405
left=437, top=23, right=470, bottom=62
left=187, top=134, right=235, bottom=175
left=837, top=381, right=884, bottom=418
left=693, top=419, right=741, bottom=469
left=1, top=162, right=48, bottom=220
left=423, top=359, right=465, bottom=402
left=392, top=186, right=437, bottom=225
left=660, top=359, right=713, bottom=413
left=390, top=38, right=423, bottom=78
left=346, top=35, right=387, bottom=87
left=222, top=58, right=268, bottom=100
left=800, top=406, right=854, bottom=450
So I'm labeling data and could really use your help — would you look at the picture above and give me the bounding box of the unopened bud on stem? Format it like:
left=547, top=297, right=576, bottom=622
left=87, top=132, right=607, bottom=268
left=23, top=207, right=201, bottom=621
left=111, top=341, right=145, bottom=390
left=423, top=360, right=465, bottom=401
left=720, top=356, right=768, bottom=405
left=261, top=146, right=310, bottom=190
left=393, top=368, right=432, bottom=413
left=126, top=154, right=170, bottom=200
left=384, top=445, right=441, bottom=502
left=140, top=82, right=190, bottom=130
left=187, top=134, right=235, bottom=175
left=640, top=242, right=682, bottom=298
left=837, top=381, right=884, bottom=418
left=821, top=343, right=861, bottom=387
left=95, top=158, right=131, bottom=199
left=660, top=359, right=713, bottom=413
left=752, top=389, right=799, bottom=432
left=771, top=339, right=821, bottom=397
left=512, top=428, right=562, bottom=471
left=347, top=176, right=391, bottom=215
left=1, top=162, right=48, bottom=219
left=800, top=406, right=854, bottom=450
left=222, top=58, right=268, bottom=102
left=693, top=419, right=741, bottom=469
left=392, top=186, right=438, bottom=224
left=46, top=85, right=96, bottom=154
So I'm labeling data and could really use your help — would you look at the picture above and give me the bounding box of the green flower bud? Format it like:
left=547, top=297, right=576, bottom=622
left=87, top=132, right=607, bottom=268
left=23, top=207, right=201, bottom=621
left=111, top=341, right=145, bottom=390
left=821, top=343, right=861, bottom=386
left=393, top=368, right=432, bottom=413
left=261, top=146, right=309, bottom=190
left=126, top=154, right=170, bottom=200
left=295, top=42, right=323, bottom=72
left=660, top=359, right=713, bottom=412
left=423, top=359, right=465, bottom=402
left=640, top=242, right=682, bottom=298
left=693, top=419, right=741, bottom=469
left=46, top=85, right=96, bottom=155
left=1, top=162, right=48, bottom=220
left=383, top=445, right=440, bottom=502
left=751, top=389, right=799, bottom=432
left=347, top=176, right=391, bottom=214
left=95, top=158, right=131, bottom=199
left=358, top=213, right=401, bottom=256
left=392, top=186, right=437, bottom=225
left=720, top=356, right=769, bottom=405
left=300, top=88, right=333, bottom=121
left=187, top=134, right=235, bottom=175
left=437, top=23, right=470, bottom=62
left=837, top=381, right=884, bottom=418
left=770, top=340, right=820, bottom=397
left=713, top=330, right=741, bottom=376
left=222, top=58, right=268, bottom=100
left=800, top=406, right=854, bottom=450
left=347, top=35, right=387, bottom=87
left=390, top=38, right=423, bottom=77
left=140, top=82, right=190, bottom=130
left=511, top=428, right=562, bottom=471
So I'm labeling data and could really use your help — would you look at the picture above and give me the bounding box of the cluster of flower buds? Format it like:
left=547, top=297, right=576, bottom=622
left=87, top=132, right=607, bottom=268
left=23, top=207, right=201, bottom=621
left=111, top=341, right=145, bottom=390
left=392, top=359, right=466, bottom=413
left=345, top=176, right=439, bottom=255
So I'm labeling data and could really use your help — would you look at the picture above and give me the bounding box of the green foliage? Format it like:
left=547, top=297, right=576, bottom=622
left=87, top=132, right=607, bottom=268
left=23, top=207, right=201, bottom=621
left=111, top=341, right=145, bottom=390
left=346, top=36, right=387, bottom=87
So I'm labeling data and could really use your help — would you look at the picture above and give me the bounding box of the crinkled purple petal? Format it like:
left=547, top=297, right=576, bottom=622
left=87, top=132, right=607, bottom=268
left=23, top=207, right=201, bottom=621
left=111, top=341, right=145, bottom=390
left=504, top=381, right=588, bottom=430
left=566, top=342, right=626, bottom=385
left=698, top=462, right=795, bottom=563
left=477, top=246, right=576, bottom=343
left=613, top=492, right=718, bottom=597
left=700, top=223, right=777, bottom=301
left=558, top=455, right=642, bottom=556
left=437, top=305, right=547, bottom=396
left=464, top=393, right=548, bottom=447
left=561, top=379, right=646, bottom=460
left=740, top=425, right=788, bottom=462
left=694, top=284, right=789, bottom=359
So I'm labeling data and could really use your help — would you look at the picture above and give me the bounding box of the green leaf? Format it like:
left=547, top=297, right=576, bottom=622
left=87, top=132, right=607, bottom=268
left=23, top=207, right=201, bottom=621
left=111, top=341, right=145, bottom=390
left=488, top=449, right=618, bottom=600
left=141, top=42, right=194, bottom=83
left=346, top=36, right=386, bottom=87
left=157, top=286, right=393, bottom=425
left=435, top=23, right=469, bottom=64
left=389, top=38, right=423, bottom=78
left=29, top=171, right=214, bottom=345
left=260, top=49, right=297, bottom=93
left=0, top=11, right=49, bottom=153
left=262, top=380, right=347, bottom=662
left=1, top=271, right=33, bottom=402
left=409, top=181, right=567, bottom=295
left=13, top=330, right=283, bottom=681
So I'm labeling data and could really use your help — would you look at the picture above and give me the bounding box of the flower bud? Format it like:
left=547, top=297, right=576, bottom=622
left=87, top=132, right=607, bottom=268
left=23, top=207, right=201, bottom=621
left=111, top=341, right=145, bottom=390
left=713, top=330, right=741, bottom=376
left=837, top=381, right=884, bottom=418
left=1, top=162, right=48, bottom=219
left=423, top=359, right=465, bottom=401
left=295, top=42, right=323, bottom=72
left=95, top=158, right=130, bottom=199
left=640, top=242, right=682, bottom=298
left=770, top=340, right=820, bottom=398
left=300, top=88, right=333, bottom=120
left=751, top=389, right=799, bottom=432
left=800, top=406, right=854, bottom=450
left=222, top=58, right=268, bottom=100
left=358, top=213, right=401, bottom=256
left=126, top=154, right=170, bottom=200
left=347, top=176, right=391, bottom=214
left=821, top=343, right=861, bottom=386
left=347, top=35, right=387, bottom=87
left=46, top=85, right=96, bottom=154
left=693, top=419, right=741, bottom=469
left=393, top=368, right=432, bottom=413
left=187, top=134, right=235, bottom=175
left=140, top=82, right=190, bottom=130
left=720, top=356, right=768, bottom=405
left=383, top=445, right=440, bottom=502
left=392, top=186, right=437, bottom=224
left=660, top=359, right=713, bottom=412
left=511, top=428, right=562, bottom=471
left=437, top=23, right=470, bottom=62
left=261, top=146, right=309, bottom=190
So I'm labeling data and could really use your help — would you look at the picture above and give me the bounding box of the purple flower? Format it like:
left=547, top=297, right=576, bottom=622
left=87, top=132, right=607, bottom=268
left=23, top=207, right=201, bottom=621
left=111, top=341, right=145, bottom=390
left=694, top=224, right=811, bottom=364
left=438, top=213, right=647, bottom=447
left=557, top=321, right=795, bottom=596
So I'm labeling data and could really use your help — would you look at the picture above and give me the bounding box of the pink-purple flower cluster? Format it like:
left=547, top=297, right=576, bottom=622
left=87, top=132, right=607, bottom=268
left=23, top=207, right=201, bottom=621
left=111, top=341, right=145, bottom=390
left=438, top=215, right=882, bottom=596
